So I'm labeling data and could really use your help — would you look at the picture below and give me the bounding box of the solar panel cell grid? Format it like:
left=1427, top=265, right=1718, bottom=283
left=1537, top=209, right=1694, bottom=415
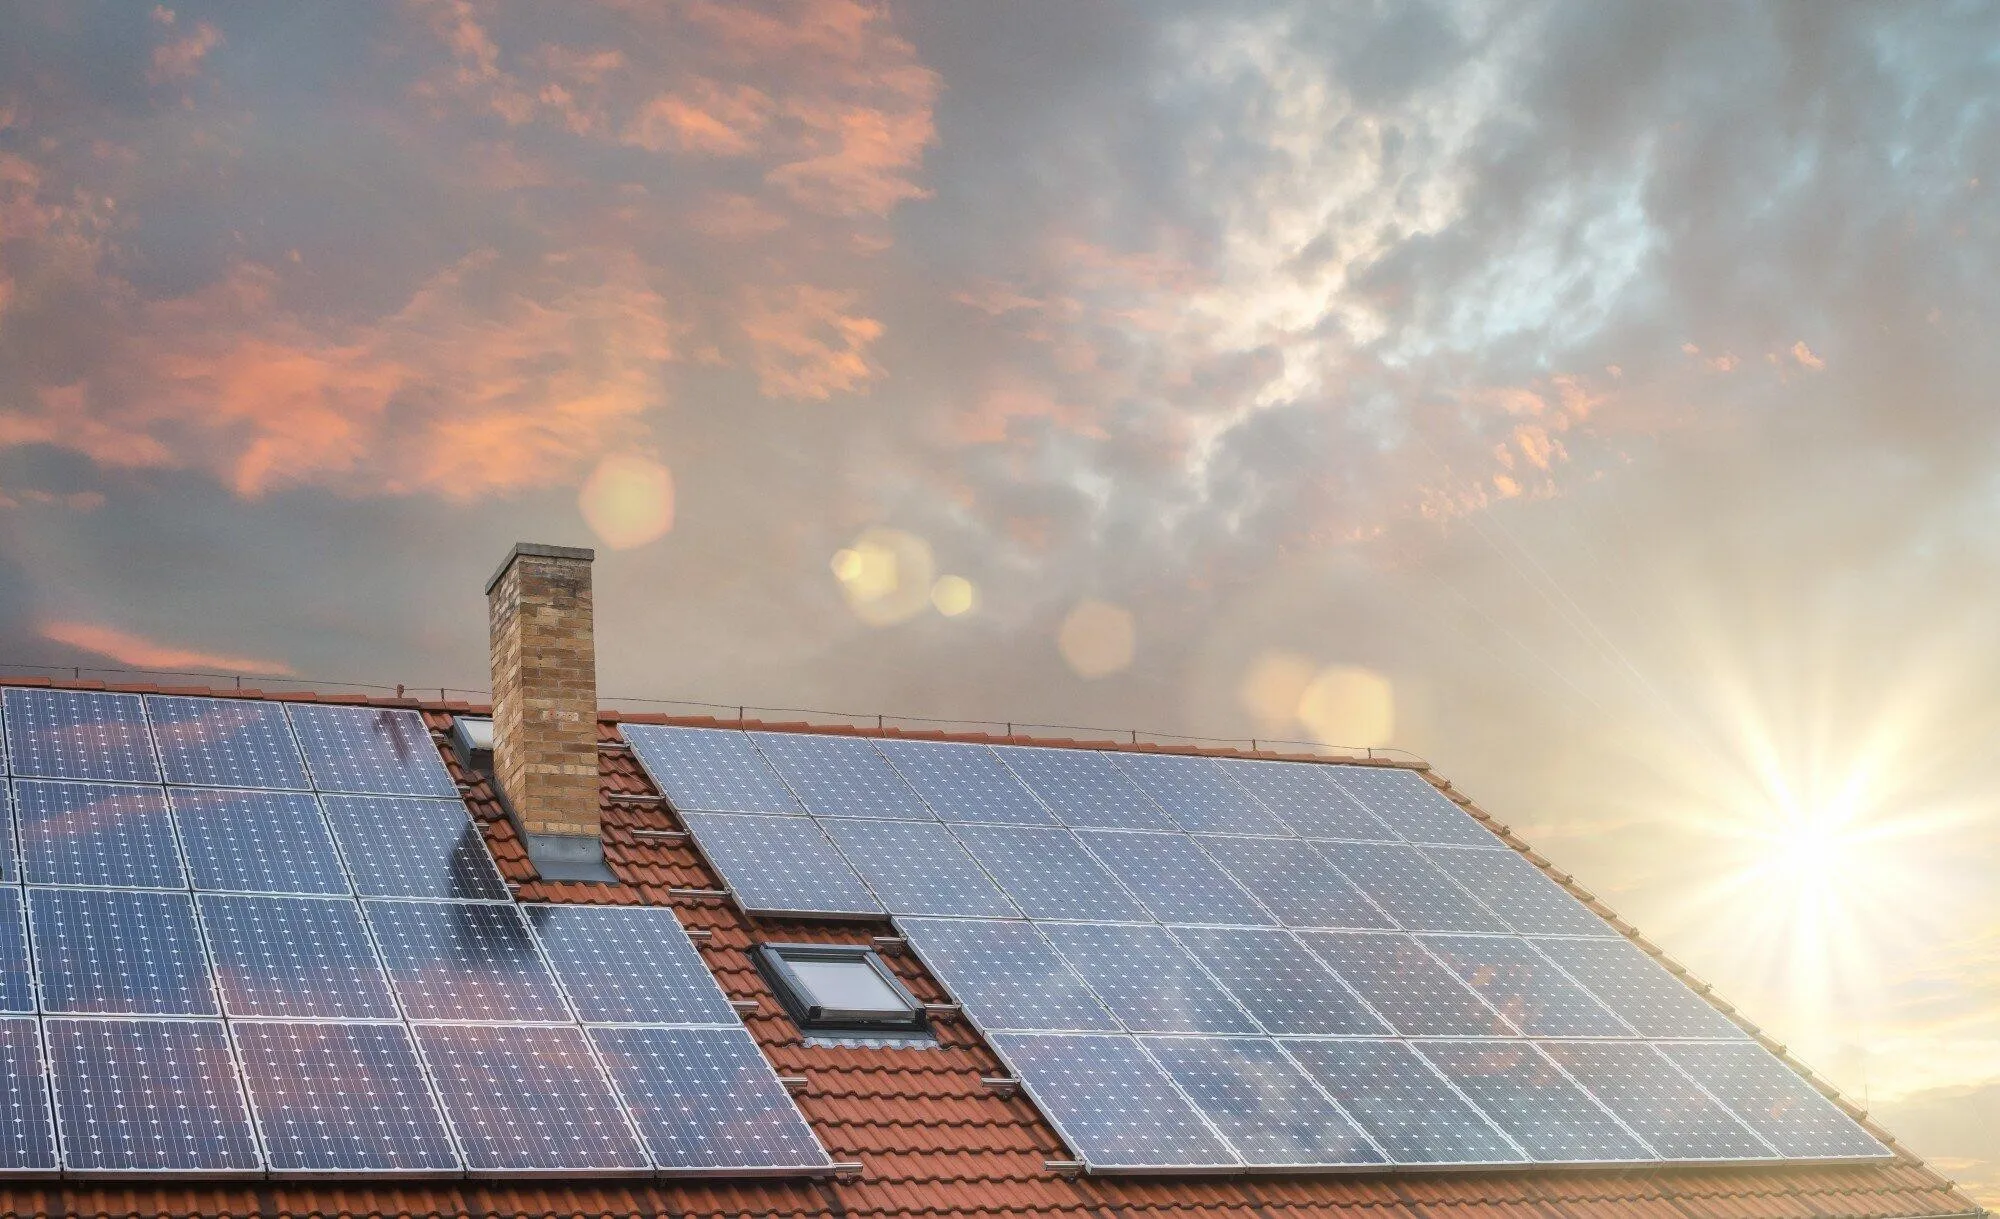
left=525, top=904, right=738, bottom=1026
left=1420, top=935, right=1633, bottom=1037
left=620, top=725, right=803, bottom=814
left=2, top=689, right=160, bottom=784
left=415, top=1023, right=650, bottom=1174
left=46, top=1018, right=261, bottom=1173
left=1539, top=1041, right=1775, bottom=1161
left=1169, top=926, right=1388, bottom=1036
left=1283, top=1039, right=1523, bottom=1166
left=590, top=1026, right=831, bottom=1171
left=0, top=783, right=15, bottom=884
left=1193, top=835, right=1392, bottom=930
left=363, top=900, right=571, bottom=1022
left=1212, top=758, right=1396, bottom=841
left=947, top=823, right=1150, bottom=922
left=1108, top=753, right=1293, bottom=836
left=1141, top=1036, right=1383, bottom=1167
left=0, top=889, right=31, bottom=1014
left=31, top=888, right=217, bottom=1016
left=818, top=817, right=1018, bottom=917
left=197, top=894, right=399, bottom=1020
left=170, top=789, right=350, bottom=896
left=319, top=795, right=509, bottom=901
left=1075, top=829, right=1274, bottom=926
left=1325, top=767, right=1500, bottom=848
left=1039, top=922, right=1258, bottom=1035
left=233, top=1022, right=460, bottom=1174
left=1421, top=846, right=1613, bottom=937
left=988, top=1032, right=1238, bottom=1170
left=1311, top=841, right=1506, bottom=933
left=15, top=780, right=186, bottom=890
left=1530, top=937, right=1750, bottom=1040
left=287, top=705, right=457, bottom=798
left=897, top=918, right=1118, bottom=1033
left=146, top=696, right=311, bottom=790
left=1660, top=1041, right=1890, bottom=1159
left=995, top=747, right=1175, bottom=831
left=874, top=739, right=1057, bottom=825
left=679, top=812, right=882, bottom=915
left=0, top=1019, right=56, bottom=1172
left=749, top=732, right=933, bottom=820
left=1418, top=1040, right=1652, bottom=1164
left=1297, top=932, right=1507, bottom=1037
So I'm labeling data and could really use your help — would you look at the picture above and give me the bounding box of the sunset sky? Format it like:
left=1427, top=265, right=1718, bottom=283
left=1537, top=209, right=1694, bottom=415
left=2, top=0, right=1998, bottom=1192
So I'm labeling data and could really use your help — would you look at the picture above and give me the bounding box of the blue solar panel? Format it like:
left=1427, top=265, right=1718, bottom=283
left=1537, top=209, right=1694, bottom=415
left=1539, top=1041, right=1774, bottom=1160
left=1212, top=758, right=1396, bottom=840
left=15, top=780, right=186, bottom=889
left=1418, top=1041, right=1651, bottom=1163
left=1109, top=753, right=1292, bottom=836
left=994, top=747, right=1175, bottom=830
left=874, top=738, right=1057, bottom=824
left=0, top=1019, right=56, bottom=1172
left=989, top=1033, right=1238, bottom=1171
left=1311, top=841, right=1506, bottom=933
left=169, top=789, right=349, bottom=895
left=898, top=918, right=1118, bottom=1033
left=288, top=704, right=456, bottom=797
left=1660, top=1042, right=1890, bottom=1159
left=1142, top=1036, right=1383, bottom=1167
left=818, top=817, right=1018, bottom=917
left=364, top=900, right=570, bottom=1022
left=0, top=889, right=31, bottom=1014
left=197, top=895, right=398, bottom=1020
left=749, top=732, right=933, bottom=819
left=1530, top=937, right=1749, bottom=1040
left=0, top=783, right=15, bottom=883
left=1297, top=932, right=1507, bottom=1036
left=678, top=813, right=882, bottom=916
left=1283, top=1039, right=1524, bottom=1165
left=1326, top=766, right=1499, bottom=848
left=1075, top=830, right=1273, bottom=926
left=621, top=724, right=803, bottom=814
left=1039, top=922, right=1258, bottom=1034
left=525, top=904, right=737, bottom=1025
left=415, top=1023, right=649, bottom=1174
left=1421, top=935, right=1632, bottom=1037
left=31, top=889, right=216, bottom=1016
left=2, top=688, right=160, bottom=784
left=1421, top=846, right=1612, bottom=937
left=592, top=1026, right=831, bottom=1171
left=946, top=823, right=1150, bottom=922
left=1169, top=927, right=1388, bottom=1036
left=1192, top=835, right=1392, bottom=930
left=233, top=1021, right=459, bottom=1174
left=318, top=794, right=508, bottom=900
left=47, top=1018, right=261, bottom=1173
left=146, top=695, right=310, bottom=790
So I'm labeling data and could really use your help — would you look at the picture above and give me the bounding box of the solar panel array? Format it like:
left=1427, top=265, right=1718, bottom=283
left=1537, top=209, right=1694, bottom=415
left=627, top=724, right=1891, bottom=1174
left=0, top=690, right=828, bottom=1178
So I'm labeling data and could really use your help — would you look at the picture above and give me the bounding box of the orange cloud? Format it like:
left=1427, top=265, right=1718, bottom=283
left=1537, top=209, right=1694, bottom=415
left=738, top=284, right=883, bottom=400
left=1792, top=340, right=1825, bottom=369
left=624, top=80, right=773, bottom=156
left=148, top=16, right=222, bottom=85
left=41, top=621, right=295, bottom=675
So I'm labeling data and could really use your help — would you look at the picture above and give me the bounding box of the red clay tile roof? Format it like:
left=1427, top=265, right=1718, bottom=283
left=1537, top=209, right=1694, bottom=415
left=0, top=676, right=1985, bottom=1219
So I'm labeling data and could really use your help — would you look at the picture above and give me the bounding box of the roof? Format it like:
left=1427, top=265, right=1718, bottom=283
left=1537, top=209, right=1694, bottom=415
left=0, top=674, right=1984, bottom=1219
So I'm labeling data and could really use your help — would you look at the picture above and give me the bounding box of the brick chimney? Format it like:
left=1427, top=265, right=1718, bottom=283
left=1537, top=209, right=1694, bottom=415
left=485, top=542, right=614, bottom=883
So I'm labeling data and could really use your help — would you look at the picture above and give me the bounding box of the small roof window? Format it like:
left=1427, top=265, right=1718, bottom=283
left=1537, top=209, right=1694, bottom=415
left=756, top=943, right=927, bottom=1036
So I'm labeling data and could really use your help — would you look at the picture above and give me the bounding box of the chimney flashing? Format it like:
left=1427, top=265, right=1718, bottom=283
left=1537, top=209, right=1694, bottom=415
left=484, top=541, right=597, bottom=596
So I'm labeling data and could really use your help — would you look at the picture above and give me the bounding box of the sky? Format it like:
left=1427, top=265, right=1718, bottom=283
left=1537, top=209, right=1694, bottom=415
left=2, top=0, right=1998, bottom=1192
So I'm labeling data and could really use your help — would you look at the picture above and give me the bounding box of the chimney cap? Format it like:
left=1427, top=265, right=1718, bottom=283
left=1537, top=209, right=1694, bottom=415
left=485, top=541, right=597, bottom=595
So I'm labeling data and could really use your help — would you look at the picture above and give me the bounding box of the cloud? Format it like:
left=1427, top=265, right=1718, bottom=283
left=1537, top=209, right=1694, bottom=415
left=147, top=16, right=222, bottom=86
left=40, top=620, right=295, bottom=675
left=738, top=283, right=883, bottom=400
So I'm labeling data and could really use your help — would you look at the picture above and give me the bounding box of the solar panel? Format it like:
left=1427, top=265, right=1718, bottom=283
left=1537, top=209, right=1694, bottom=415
left=1283, top=1039, right=1524, bottom=1165
left=1038, top=922, right=1258, bottom=1034
left=1325, top=766, right=1499, bottom=848
left=994, top=747, right=1175, bottom=830
left=15, top=780, right=186, bottom=889
left=1074, top=830, right=1273, bottom=926
left=1296, top=932, right=1506, bottom=1037
left=1420, top=846, right=1612, bottom=937
left=233, top=1021, right=460, bottom=1174
left=145, top=695, right=311, bottom=790
left=1212, top=758, right=1396, bottom=841
left=197, top=895, right=398, bottom=1020
left=621, top=724, right=804, bottom=814
left=1530, top=937, right=1749, bottom=1040
left=1108, top=753, right=1292, bottom=836
left=525, top=904, right=737, bottom=1025
left=1539, top=1041, right=1774, bottom=1160
left=415, top=1023, right=648, bottom=1173
left=1420, top=935, right=1633, bottom=1037
left=874, top=738, right=1057, bottom=825
left=318, top=794, right=508, bottom=900
left=287, top=704, right=457, bottom=797
left=988, top=1032, right=1238, bottom=1171
left=363, top=900, right=571, bottom=1022
left=1192, top=835, right=1392, bottom=930
left=1660, top=1042, right=1891, bottom=1159
left=678, top=813, right=883, bottom=916
left=897, top=918, right=1118, bottom=1033
left=748, top=732, right=933, bottom=819
left=1418, top=1041, right=1651, bottom=1163
left=1142, top=1036, right=1383, bottom=1167
left=46, top=1018, right=261, bottom=1173
left=169, top=789, right=350, bottom=895
left=817, top=817, right=1018, bottom=917
left=946, top=823, right=1150, bottom=922
left=0, top=1020, right=56, bottom=1172
left=31, top=889, right=217, bottom=1016
left=1168, top=927, right=1389, bottom=1036
left=1310, top=841, right=1505, bottom=933
left=2, top=688, right=160, bottom=784
left=591, top=1026, right=831, bottom=1171
left=0, top=889, right=32, bottom=1013
left=0, top=782, right=15, bottom=883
